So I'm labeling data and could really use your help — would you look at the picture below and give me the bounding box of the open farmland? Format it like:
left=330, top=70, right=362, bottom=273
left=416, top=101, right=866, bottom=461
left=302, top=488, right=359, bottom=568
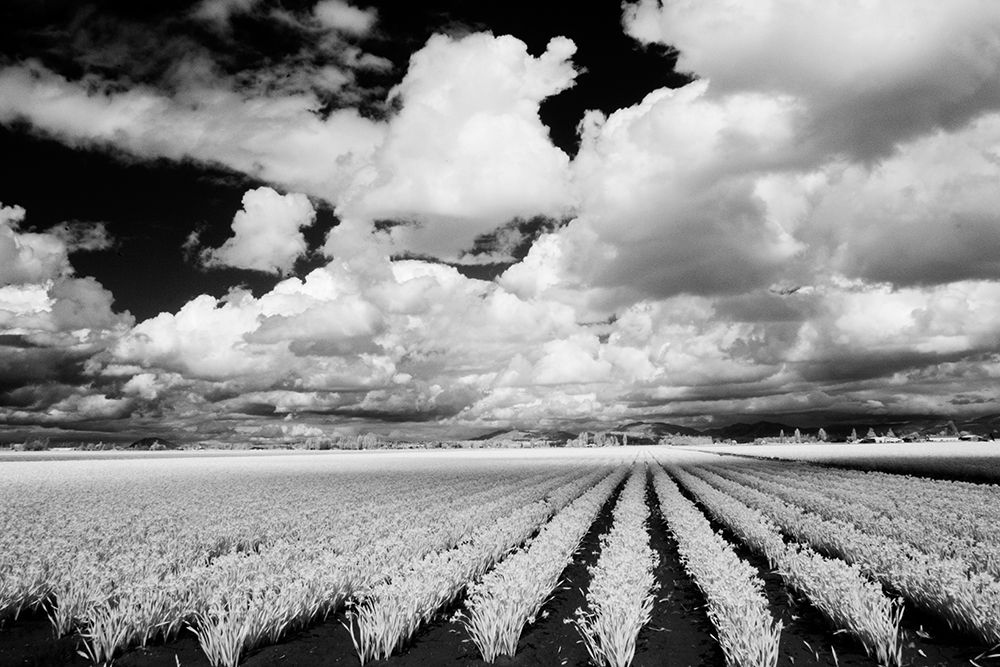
left=692, top=441, right=1000, bottom=483
left=1, top=447, right=999, bottom=666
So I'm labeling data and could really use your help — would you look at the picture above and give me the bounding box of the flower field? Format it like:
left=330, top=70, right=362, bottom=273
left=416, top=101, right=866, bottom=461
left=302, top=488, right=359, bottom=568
left=1, top=446, right=998, bottom=666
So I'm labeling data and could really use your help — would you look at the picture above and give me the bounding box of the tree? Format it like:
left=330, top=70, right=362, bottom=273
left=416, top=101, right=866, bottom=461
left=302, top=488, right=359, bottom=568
left=818, top=427, right=828, bottom=442
left=779, top=429, right=786, bottom=442
left=866, top=427, right=877, bottom=439
left=793, top=428, right=801, bottom=443
left=886, top=427, right=896, bottom=439
left=849, top=428, right=858, bottom=442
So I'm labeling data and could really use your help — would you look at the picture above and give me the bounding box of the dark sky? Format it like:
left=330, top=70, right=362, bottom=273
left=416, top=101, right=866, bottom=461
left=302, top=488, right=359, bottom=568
left=3, top=0, right=1000, bottom=443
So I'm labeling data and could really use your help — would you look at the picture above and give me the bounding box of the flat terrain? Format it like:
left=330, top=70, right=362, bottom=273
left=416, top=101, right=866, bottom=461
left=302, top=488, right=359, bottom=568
left=691, top=440, right=1000, bottom=483
left=1, top=446, right=997, bottom=667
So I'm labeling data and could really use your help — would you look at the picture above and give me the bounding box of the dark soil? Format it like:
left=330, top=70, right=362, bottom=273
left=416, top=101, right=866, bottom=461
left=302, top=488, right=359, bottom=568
left=634, top=472, right=722, bottom=667
left=115, top=633, right=211, bottom=667
left=0, top=608, right=85, bottom=667
left=0, top=606, right=213, bottom=667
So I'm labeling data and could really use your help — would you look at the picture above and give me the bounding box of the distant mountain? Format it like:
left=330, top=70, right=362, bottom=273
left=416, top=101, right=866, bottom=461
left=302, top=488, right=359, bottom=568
left=475, top=428, right=578, bottom=442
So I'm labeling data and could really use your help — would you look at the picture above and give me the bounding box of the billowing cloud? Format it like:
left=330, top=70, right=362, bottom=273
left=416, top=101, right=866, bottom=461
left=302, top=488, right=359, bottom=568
left=1, top=32, right=580, bottom=263
left=334, top=32, right=579, bottom=257
left=6, top=7, right=1000, bottom=438
left=499, top=1, right=1000, bottom=315
left=101, top=211, right=1000, bottom=435
left=200, top=187, right=316, bottom=274
left=565, top=80, right=804, bottom=302
left=623, top=0, right=1000, bottom=160
left=798, top=116, right=1000, bottom=286
left=0, top=205, right=134, bottom=428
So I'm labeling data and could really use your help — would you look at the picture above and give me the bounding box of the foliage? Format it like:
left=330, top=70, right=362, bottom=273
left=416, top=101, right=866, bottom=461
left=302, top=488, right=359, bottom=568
left=573, top=467, right=657, bottom=667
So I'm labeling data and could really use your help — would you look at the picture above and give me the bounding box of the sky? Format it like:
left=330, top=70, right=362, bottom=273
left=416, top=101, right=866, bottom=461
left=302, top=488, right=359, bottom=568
left=3, top=0, right=1000, bottom=444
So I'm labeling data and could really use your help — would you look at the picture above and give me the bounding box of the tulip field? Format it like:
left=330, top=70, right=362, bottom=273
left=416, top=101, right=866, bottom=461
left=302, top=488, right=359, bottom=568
left=1, top=446, right=999, bottom=666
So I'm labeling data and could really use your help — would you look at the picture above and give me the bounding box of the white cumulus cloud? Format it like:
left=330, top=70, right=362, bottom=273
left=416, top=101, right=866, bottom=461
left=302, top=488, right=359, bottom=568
left=337, top=33, right=579, bottom=258
left=201, top=187, right=316, bottom=274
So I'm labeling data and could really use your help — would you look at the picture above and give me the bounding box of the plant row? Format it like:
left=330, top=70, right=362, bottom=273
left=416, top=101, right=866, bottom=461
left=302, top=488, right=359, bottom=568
left=0, top=456, right=598, bottom=665
left=462, top=466, right=628, bottom=662
left=1, top=461, right=550, bottom=625
left=573, top=466, right=657, bottom=667
left=190, top=465, right=603, bottom=667
left=344, top=466, right=613, bottom=664
left=732, top=461, right=1000, bottom=578
left=650, top=466, right=781, bottom=667
left=664, top=463, right=904, bottom=666
left=694, top=465, right=1000, bottom=644
left=82, top=466, right=584, bottom=665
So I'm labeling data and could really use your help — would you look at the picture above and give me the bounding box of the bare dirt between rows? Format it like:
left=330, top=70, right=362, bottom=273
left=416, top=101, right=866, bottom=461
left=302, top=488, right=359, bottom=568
left=0, top=608, right=85, bottom=667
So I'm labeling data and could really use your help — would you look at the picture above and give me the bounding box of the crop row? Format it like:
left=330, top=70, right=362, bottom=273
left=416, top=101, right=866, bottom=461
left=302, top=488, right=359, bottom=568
left=650, top=466, right=781, bottom=667
left=0, top=461, right=554, bottom=624
left=750, top=456, right=1000, bottom=539
left=0, top=456, right=601, bottom=665
left=462, top=466, right=628, bottom=662
left=83, top=465, right=587, bottom=665
left=188, top=465, right=603, bottom=667
left=693, top=464, right=1000, bottom=643
left=733, top=461, right=1000, bottom=577
left=663, top=463, right=904, bottom=666
left=573, top=465, right=657, bottom=667
left=345, top=465, right=614, bottom=664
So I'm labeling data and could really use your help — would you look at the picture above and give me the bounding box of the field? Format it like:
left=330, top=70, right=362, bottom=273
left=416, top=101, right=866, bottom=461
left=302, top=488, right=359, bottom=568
left=693, top=441, right=1000, bottom=483
left=1, top=446, right=999, bottom=667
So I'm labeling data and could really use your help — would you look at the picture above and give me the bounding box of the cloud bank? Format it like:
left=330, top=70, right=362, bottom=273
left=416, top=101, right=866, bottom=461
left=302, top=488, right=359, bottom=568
left=4, top=1, right=1000, bottom=439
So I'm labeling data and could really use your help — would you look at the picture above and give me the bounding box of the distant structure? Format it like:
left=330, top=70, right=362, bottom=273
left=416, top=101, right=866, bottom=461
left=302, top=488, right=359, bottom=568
left=855, top=427, right=903, bottom=444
